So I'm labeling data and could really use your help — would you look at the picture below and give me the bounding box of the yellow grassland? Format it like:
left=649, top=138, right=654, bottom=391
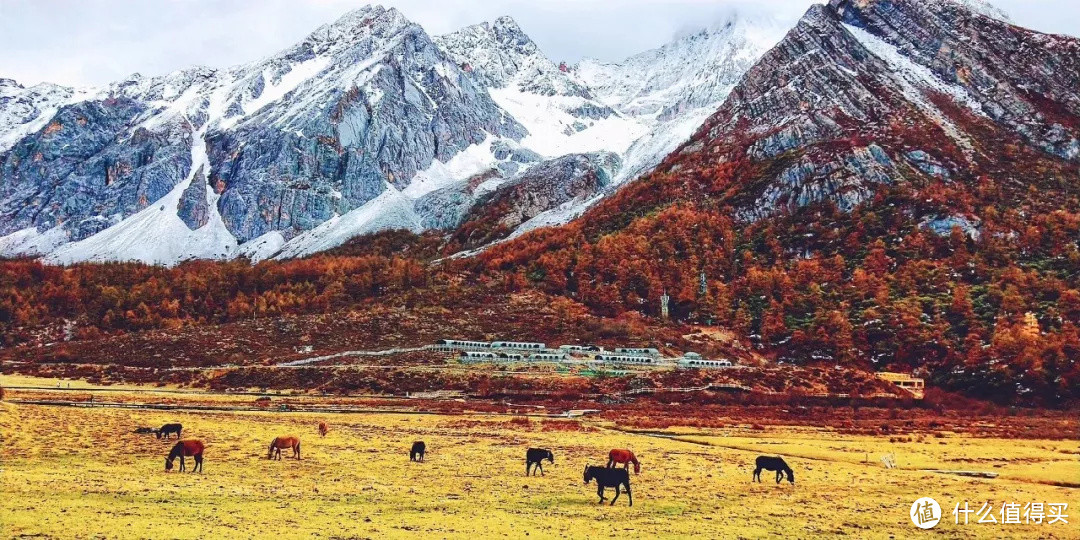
left=0, top=382, right=1077, bottom=538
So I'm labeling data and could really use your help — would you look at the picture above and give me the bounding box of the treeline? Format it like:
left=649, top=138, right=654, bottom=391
left=0, top=252, right=430, bottom=345
left=475, top=123, right=1080, bottom=406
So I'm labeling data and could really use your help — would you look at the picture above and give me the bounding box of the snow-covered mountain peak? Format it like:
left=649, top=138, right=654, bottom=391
left=575, top=11, right=788, bottom=120
left=304, top=4, right=415, bottom=55
left=0, top=3, right=823, bottom=265
left=944, top=0, right=1011, bottom=22
left=436, top=16, right=590, bottom=98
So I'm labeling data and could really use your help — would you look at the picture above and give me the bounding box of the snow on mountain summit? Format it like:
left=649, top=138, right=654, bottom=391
left=575, top=12, right=789, bottom=120
left=0, top=4, right=822, bottom=265
left=436, top=16, right=592, bottom=98
left=0, top=4, right=524, bottom=265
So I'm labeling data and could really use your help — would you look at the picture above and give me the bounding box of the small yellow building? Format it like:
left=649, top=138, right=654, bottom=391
left=875, top=372, right=926, bottom=399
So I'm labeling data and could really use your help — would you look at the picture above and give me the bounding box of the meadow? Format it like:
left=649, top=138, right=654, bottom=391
left=1, top=384, right=1077, bottom=539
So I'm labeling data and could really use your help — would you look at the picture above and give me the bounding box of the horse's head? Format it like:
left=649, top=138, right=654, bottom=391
left=583, top=465, right=593, bottom=484
left=164, top=457, right=174, bottom=472
left=546, top=450, right=554, bottom=463
left=156, top=430, right=162, bottom=439
left=786, top=469, right=795, bottom=484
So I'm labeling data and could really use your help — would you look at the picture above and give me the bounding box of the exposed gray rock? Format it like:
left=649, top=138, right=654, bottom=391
left=0, top=5, right=526, bottom=254
left=450, top=152, right=621, bottom=248
left=176, top=166, right=209, bottom=230
left=920, top=214, right=981, bottom=240
left=0, top=98, right=193, bottom=241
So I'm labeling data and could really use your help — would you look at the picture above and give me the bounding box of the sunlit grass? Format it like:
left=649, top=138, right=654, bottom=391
left=0, top=402, right=1075, bottom=538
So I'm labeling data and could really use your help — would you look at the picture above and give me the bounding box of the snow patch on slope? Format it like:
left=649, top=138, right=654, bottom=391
left=274, top=185, right=422, bottom=259
left=0, top=225, right=70, bottom=258
left=402, top=135, right=499, bottom=198
left=244, top=56, right=332, bottom=116
left=490, top=88, right=647, bottom=158
left=844, top=23, right=986, bottom=149
left=238, top=231, right=286, bottom=263
left=45, top=131, right=239, bottom=266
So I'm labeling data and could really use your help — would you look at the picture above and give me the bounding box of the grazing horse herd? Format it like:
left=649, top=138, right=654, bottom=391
left=139, top=420, right=797, bottom=506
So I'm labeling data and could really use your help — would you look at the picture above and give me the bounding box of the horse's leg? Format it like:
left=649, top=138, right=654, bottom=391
left=179, top=455, right=185, bottom=472
left=753, top=467, right=761, bottom=482
left=597, top=485, right=605, bottom=503
left=611, top=485, right=621, bottom=506
left=625, top=483, right=632, bottom=507
left=606, top=457, right=614, bottom=468
left=538, top=462, right=544, bottom=476
left=776, top=470, right=782, bottom=484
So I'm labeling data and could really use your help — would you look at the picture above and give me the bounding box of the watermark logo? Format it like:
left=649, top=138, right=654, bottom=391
left=911, top=497, right=942, bottom=529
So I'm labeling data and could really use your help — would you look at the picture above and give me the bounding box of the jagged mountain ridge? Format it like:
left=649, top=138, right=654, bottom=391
left=474, top=0, right=1079, bottom=382
left=487, top=0, right=1079, bottom=274
left=0, top=5, right=531, bottom=264
left=0, top=4, right=780, bottom=264
left=668, top=0, right=1080, bottom=222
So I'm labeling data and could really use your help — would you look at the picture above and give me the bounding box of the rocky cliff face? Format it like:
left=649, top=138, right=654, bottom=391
left=0, top=4, right=783, bottom=264
left=449, top=151, right=621, bottom=250
left=663, top=0, right=1080, bottom=222
left=436, top=16, right=594, bottom=99
left=0, top=5, right=525, bottom=264
left=10, top=1, right=1055, bottom=265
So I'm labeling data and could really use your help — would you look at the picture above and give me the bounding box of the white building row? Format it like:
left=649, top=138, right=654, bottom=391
left=437, top=338, right=735, bottom=369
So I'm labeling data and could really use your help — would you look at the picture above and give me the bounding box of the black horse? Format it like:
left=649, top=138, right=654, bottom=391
left=584, top=465, right=632, bottom=506
left=410, top=441, right=426, bottom=462
left=753, top=456, right=795, bottom=484
left=156, top=423, right=183, bottom=439
left=526, top=448, right=554, bottom=476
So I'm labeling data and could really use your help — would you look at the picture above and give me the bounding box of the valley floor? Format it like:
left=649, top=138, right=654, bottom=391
left=1, top=379, right=1077, bottom=539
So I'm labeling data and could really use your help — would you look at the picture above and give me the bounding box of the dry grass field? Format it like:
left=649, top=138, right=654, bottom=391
left=1, top=379, right=1077, bottom=538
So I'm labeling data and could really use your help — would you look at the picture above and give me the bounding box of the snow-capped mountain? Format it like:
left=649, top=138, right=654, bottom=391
left=436, top=17, right=645, bottom=160
left=623, top=0, right=1079, bottom=228
left=489, top=12, right=788, bottom=240
left=0, top=5, right=529, bottom=264
left=574, top=13, right=789, bottom=187
left=1, top=4, right=783, bottom=264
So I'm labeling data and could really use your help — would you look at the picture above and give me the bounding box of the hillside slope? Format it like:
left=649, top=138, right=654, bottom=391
left=478, top=0, right=1080, bottom=404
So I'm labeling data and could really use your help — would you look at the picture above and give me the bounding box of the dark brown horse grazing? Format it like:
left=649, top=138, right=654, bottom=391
left=156, top=423, right=182, bottom=439
left=166, top=440, right=204, bottom=473
left=607, top=449, right=641, bottom=474
left=318, top=422, right=329, bottom=437
left=410, top=441, right=426, bottom=462
left=268, top=436, right=301, bottom=460
left=753, top=456, right=795, bottom=484
left=584, top=465, right=632, bottom=506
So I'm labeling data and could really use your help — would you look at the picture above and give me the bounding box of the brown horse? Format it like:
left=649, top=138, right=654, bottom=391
left=318, top=422, right=329, bottom=437
left=166, top=440, right=204, bottom=473
left=268, top=436, right=301, bottom=460
left=607, top=449, right=641, bottom=474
